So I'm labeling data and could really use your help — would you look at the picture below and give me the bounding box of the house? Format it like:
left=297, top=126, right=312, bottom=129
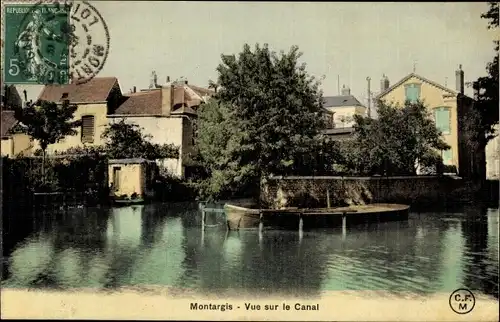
left=34, top=76, right=213, bottom=178
left=1, top=110, right=32, bottom=157
left=35, top=77, right=123, bottom=153
left=322, top=86, right=366, bottom=140
left=323, top=86, right=367, bottom=129
left=108, top=78, right=213, bottom=178
left=376, top=65, right=484, bottom=179
left=108, top=158, right=157, bottom=200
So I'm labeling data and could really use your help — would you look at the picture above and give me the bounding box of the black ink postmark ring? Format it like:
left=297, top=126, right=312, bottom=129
left=69, top=1, right=110, bottom=84
left=4, top=0, right=109, bottom=85
left=449, top=288, right=475, bottom=314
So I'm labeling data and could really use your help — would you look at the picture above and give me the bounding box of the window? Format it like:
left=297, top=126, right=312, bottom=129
left=61, top=92, right=69, bottom=99
left=434, top=107, right=451, bottom=134
left=81, top=115, right=95, bottom=143
left=442, top=149, right=452, bottom=165
left=405, top=83, right=421, bottom=103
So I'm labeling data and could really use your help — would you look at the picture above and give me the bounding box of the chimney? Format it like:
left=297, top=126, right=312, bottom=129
left=456, top=64, right=464, bottom=94
left=380, top=74, right=390, bottom=92
left=184, top=79, right=188, bottom=85
left=23, top=89, right=27, bottom=102
left=162, top=79, right=173, bottom=116
left=341, top=85, right=350, bottom=96
left=133, top=86, right=136, bottom=93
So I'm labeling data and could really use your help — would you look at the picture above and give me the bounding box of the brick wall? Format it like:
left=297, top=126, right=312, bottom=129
left=260, top=176, right=470, bottom=209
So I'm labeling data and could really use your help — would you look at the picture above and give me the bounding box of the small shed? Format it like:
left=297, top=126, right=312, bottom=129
left=108, top=158, right=158, bottom=199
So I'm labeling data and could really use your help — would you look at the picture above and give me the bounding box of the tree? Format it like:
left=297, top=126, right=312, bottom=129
left=469, top=2, right=499, bottom=145
left=208, top=79, right=219, bottom=93
left=216, top=44, right=336, bottom=174
left=195, top=99, right=258, bottom=200
left=102, top=119, right=179, bottom=160
left=13, top=99, right=80, bottom=182
left=340, top=100, right=449, bottom=175
left=195, top=44, right=339, bottom=200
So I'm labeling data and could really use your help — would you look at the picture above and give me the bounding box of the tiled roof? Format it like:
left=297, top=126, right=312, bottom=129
left=323, top=95, right=364, bottom=108
left=1, top=111, right=18, bottom=137
left=113, top=90, right=162, bottom=115
left=187, top=84, right=215, bottom=97
left=113, top=84, right=208, bottom=116
left=37, top=77, right=119, bottom=103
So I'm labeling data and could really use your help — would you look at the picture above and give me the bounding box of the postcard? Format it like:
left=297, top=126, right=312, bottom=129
left=1, top=1, right=499, bottom=321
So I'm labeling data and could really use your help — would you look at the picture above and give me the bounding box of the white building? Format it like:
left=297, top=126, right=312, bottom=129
left=108, top=80, right=213, bottom=178
left=323, top=86, right=367, bottom=128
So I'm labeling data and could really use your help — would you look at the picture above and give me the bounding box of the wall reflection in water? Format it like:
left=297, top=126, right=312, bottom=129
left=2, top=203, right=499, bottom=299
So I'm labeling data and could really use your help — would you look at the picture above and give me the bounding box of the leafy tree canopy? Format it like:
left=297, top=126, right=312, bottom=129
left=339, top=100, right=449, bottom=175
left=194, top=99, right=259, bottom=200
left=470, top=2, right=499, bottom=144
left=215, top=43, right=337, bottom=175
left=195, top=44, right=340, bottom=200
left=102, top=119, right=179, bottom=160
left=13, top=100, right=81, bottom=151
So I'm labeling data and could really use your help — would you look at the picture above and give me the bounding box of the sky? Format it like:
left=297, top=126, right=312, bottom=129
left=13, top=1, right=499, bottom=105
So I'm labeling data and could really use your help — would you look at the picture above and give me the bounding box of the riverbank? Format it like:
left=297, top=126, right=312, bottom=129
left=1, top=287, right=498, bottom=321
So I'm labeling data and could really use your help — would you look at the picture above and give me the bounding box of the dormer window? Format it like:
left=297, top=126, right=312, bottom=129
left=61, top=92, right=69, bottom=99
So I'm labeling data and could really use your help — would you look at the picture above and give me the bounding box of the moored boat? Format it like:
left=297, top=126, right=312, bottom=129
left=224, top=203, right=261, bottom=230
left=223, top=203, right=410, bottom=230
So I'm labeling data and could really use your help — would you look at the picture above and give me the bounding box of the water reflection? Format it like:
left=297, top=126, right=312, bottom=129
left=461, top=206, right=499, bottom=298
left=2, top=203, right=499, bottom=299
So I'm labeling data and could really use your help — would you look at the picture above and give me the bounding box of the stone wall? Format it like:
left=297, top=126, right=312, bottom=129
left=260, top=176, right=472, bottom=209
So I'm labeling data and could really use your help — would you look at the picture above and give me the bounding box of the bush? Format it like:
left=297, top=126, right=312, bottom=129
left=153, top=174, right=197, bottom=202
left=2, top=154, right=109, bottom=206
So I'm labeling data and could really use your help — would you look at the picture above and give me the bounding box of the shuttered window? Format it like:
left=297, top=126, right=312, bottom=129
left=405, top=83, right=421, bottom=103
left=434, top=107, right=451, bottom=134
left=81, top=115, right=95, bottom=143
left=442, top=149, right=452, bottom=165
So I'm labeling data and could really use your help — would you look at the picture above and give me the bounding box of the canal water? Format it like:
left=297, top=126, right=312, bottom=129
left=1, top=203, right=498, bottom=299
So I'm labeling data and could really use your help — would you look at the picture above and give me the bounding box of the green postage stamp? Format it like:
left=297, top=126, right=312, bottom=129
left=3, top=2, right=71, bottom=84
left=3, top=1, right=110, bottom=85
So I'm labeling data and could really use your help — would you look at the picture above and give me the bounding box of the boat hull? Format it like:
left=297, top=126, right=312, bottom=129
left=224, top=204, right=261, bottom=230
left=224, top=203, right=410, bottom=230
